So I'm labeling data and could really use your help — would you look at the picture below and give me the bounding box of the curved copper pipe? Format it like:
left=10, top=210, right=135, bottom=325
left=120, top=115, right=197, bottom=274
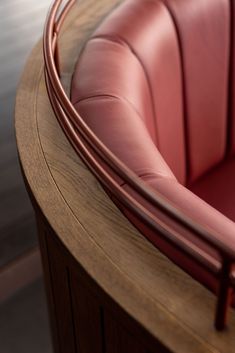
left=43, top=0, right=235, bottom=263
left=45, top=69, right=220, bottom=276
left=46, top=4, right=235, bottom=265
left=43, top=0, right=235, bottom=329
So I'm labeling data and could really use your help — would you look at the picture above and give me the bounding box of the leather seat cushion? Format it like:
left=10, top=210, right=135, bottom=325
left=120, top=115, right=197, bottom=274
left=189, top=157, right=235, bottom=223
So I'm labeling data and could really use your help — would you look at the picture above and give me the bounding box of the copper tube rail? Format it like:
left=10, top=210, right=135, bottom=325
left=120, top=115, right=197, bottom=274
left=43, top=0, right=235, bottom=331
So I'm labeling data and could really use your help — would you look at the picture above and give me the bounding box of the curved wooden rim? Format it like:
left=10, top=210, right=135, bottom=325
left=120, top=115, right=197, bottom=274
left=15, top=0, right=235, bottom=348
left=14, top=34, right=198, bottom=353
left=43, top=0, right=235, bottom=329
left=44, top=0, right=235, bottom=265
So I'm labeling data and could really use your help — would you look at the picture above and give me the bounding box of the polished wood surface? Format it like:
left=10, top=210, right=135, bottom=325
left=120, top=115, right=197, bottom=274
left=15, top=0, right=235, bottom=352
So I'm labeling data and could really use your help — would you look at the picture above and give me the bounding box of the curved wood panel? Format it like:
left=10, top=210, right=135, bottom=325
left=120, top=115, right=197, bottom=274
left=15, top=1, right=235, bottom=352
left=43, top=0, right=235, bottom=330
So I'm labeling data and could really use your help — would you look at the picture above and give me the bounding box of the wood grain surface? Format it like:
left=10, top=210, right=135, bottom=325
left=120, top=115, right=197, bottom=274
left=15, top=1, right=235, bottom=352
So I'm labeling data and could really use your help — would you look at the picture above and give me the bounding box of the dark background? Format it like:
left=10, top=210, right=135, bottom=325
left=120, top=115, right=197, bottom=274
left=0, top=0, right=53, bottom=351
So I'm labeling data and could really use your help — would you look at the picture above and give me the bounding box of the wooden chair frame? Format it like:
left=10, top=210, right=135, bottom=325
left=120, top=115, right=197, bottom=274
left=43, top=0, right=235, bottom=330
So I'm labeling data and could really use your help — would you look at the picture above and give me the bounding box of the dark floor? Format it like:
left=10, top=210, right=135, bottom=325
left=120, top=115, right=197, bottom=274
left=0, top=0, right=51, bottom=265
left=0, top=279, right=52, bottom=353
left=0, top=0, right=52, bottom=352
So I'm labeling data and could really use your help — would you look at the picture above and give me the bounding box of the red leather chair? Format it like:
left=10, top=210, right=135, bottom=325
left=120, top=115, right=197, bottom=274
left=70, top=0, right=235, bottom=328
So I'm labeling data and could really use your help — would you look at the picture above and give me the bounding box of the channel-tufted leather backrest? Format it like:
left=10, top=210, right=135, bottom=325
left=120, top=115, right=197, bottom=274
left=71, top=0, right=235, bottom=305
left=71, top=0, right=234, bottom=186
left=162, top=0, right=231, bottom=182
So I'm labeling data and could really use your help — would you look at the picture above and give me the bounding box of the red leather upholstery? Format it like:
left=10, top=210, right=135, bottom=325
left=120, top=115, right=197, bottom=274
left=162, top=0, right=230, bottom=182
left=71, top=0, right=235, bottom=299
left=72, top=0, right=186, bottom=183
left=190, top=158, right=235, bottom=222
left=230, top=2, right=235, bottom=154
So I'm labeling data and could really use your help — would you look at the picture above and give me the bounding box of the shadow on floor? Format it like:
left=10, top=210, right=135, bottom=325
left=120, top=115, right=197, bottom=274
left=0, top=278, right=53, bottom=353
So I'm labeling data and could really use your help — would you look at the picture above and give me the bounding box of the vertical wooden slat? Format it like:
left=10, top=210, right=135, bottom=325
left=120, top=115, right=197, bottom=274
left=46, top=227, right=77, bottom=353
left=36, top=215, right=60, bottom=353
left=37, top=212, right=169, bottom=353
left=104, top=310, right=147, bottom=353
left=70, top=271, right=103, bottom=353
